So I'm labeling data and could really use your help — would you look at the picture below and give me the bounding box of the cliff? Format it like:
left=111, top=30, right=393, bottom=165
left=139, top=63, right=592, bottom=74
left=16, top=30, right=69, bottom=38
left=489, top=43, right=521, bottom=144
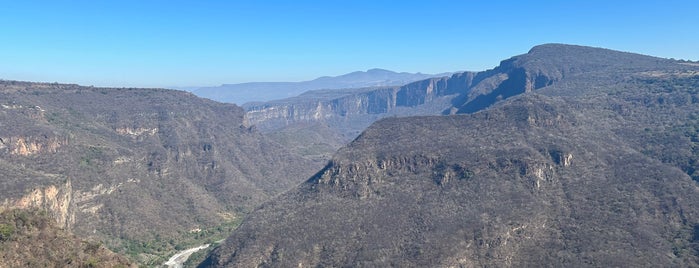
left=244, top=73, right=474, bottom=131
left=0, top=179, right=74, bottom=230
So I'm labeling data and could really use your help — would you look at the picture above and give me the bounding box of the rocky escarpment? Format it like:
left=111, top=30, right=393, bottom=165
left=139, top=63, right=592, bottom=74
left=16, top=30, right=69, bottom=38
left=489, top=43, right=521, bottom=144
left=0, top=136, right=67, bottom=156
left=0, top=178, right=75, bottom=230
left=243, top=72, right=473, bottom=132
left=309, top=100, right=575, bottom=201
left=203, top=45, right=699, bottom=267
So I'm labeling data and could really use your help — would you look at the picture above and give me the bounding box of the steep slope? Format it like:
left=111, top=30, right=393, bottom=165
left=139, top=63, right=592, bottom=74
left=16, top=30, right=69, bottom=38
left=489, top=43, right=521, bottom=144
left=202, top=45, right=699, bottom=267
left=454, top=43, right=680, bottom=113
left=0, top=81, right=319, bottom=264
left=0, top=209, right=134, bottom=267
left=192, top=68, right=450, bottom=105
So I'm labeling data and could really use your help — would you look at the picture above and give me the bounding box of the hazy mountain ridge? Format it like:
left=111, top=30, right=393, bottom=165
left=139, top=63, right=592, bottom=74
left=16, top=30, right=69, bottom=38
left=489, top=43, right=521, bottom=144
left=243, top=71, right=481, bottom=129
left=202, top=44, right=699, bottom=267
left=243, top=77, right=462, bottom=131
left=192, top=69, right=452, bottom=105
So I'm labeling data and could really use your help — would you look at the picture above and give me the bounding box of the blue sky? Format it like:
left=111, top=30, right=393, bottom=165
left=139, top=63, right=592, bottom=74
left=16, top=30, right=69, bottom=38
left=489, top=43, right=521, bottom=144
left=1, top=0, right=697, bottom=88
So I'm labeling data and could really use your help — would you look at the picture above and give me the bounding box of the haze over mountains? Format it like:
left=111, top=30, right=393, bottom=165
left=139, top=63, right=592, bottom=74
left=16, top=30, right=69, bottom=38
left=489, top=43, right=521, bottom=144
left=190, top=68, right=452, bottom=105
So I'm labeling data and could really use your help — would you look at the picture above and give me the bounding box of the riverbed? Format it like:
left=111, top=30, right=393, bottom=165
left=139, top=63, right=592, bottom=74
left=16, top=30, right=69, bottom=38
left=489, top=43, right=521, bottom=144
left=162, top=244, right=210, bottom=268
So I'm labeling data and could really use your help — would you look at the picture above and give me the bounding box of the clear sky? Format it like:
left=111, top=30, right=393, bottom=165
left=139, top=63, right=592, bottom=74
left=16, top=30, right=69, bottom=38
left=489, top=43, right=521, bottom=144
left=1, top=0, right=697, bottom=88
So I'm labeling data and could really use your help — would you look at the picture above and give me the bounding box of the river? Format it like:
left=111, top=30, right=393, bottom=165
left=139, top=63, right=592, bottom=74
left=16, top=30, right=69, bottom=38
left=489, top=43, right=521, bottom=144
left=162, top=244, right=210, bottom=268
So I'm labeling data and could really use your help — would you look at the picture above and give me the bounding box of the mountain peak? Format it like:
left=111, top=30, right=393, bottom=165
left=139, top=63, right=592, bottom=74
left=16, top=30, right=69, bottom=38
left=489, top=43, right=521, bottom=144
left=522, top=43, right=669, bottom=63
left=527, top=43, right=597, bottom=53
left=489, top=43, right=675, bottom=78
left=365, top=68, right=395, bottom=74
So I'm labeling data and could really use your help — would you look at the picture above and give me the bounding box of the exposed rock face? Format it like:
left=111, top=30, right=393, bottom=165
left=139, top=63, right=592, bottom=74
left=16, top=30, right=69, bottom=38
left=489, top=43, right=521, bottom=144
left=0, top=135, right=66, bottom=156
left=114, top=126, right=158, bottom=137
left=1, top=179, right=75, bottom=229
left=0, top=81, right=319, bottom=261
left=202, top=45, right=699, bottom=267
left=244, top=72, right=478, bottom=130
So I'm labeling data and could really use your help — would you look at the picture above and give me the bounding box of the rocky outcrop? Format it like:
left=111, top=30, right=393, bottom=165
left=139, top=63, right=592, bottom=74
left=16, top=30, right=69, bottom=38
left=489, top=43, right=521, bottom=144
left=0, top=136, right=66, bottom=156
left=73, top=179, right=139, bottom=215
left=0, top=178, right=75, bottom=229
left=114, top=127, right=158, bottom=137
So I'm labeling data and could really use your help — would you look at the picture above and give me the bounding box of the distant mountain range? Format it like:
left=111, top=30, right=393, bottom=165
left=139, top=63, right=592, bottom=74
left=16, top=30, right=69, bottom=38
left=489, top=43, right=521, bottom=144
left=190, top=69, right=452, bottom=105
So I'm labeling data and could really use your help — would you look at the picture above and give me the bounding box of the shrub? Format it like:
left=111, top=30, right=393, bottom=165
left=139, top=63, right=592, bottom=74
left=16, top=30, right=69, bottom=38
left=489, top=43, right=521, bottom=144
left=0, top=223, right=15, bottom=241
